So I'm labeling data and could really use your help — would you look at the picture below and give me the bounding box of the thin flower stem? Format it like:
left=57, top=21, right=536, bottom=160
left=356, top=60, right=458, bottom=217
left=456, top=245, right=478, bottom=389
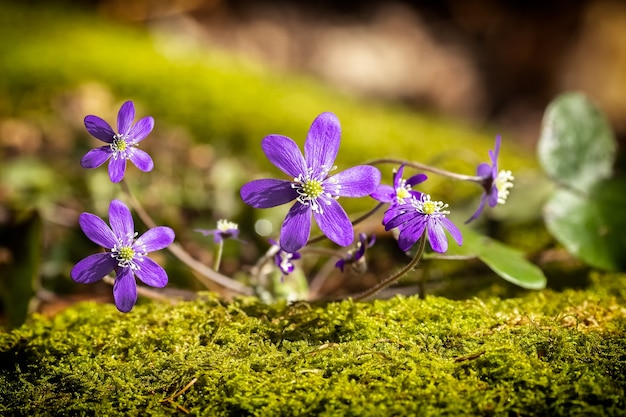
left=120, top=180, right=252, bottom=295
left=422, top=254, right=477, bottom=261
left=353, top=236, right=427, bottom=301
left=307, top=202, right=384, bottom=246
left=366, top=158, right=484, bottom=183
left=214, top=241, right=224, bottom=272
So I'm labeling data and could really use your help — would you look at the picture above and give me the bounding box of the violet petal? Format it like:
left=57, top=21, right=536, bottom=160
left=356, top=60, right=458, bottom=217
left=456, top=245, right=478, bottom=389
left=84, top=115, right=115, bottom=143
left=476, top=162, right=492, bottom=177
left=440, top=217, right=463, bottom=246
left=134, top=257, right=168, bottom=288
left=79, top=212, right=117, bottom=248
left=406, top=173, right=428, bottom=187
left=240, top=179, right=298, bottom=208
left=108, top=199, right=135, bottom=240
left=81, top=147, right=112, bottom=169
left=262, top=135, right=307, bottom=178
left=127, top=116, right=154, bottom=144
left=70, top=252, right=116, bottom=283
left=113, top=267, right=137, bottom=313
left=370, top=184, right=395, bottom=203
left=465, top=195, right=487, bottom=224
left=304, top=112, right=341, bottom=176
left=398, top=217, right=427, bottom=251
left=329, top=165, right=381, bottom=197
left=108, top=156, right=127, bottom=183
left=314, top=198, right=353, bottom=247
left=427, top=217, right=448, bottom=253
left=128, top=148, right=154, bottom=172
left=135, top=226, right=175, bottom=252
left=280, top=203, right=311, bottom=252
left=117, top=101, right=135, bottom=136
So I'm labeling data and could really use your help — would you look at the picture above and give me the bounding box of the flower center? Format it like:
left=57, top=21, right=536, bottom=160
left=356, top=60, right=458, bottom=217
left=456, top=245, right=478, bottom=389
left=292, top=166, right=340, bottom=214
left=396, top=183, right=411, bottom=202
left=111, top=232, right=145, bottom=269
left=217, top=219, right=238, bottom=233
left=494, top=170, right=514, bottom=205
left=110, top=134, right=132, bottom=159
left=413, top=194, right=450, bottom=216
left=301, top=179, right=324, bottom=199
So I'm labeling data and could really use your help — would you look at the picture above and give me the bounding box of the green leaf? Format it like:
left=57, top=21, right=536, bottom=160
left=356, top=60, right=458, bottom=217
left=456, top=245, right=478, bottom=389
left=537, top=92, right=616, bottom=193
left=447, top=225, right=547, bottom=289
left=0, top=209, right=42, bottom=328
left=543, top=177, right=626, bottom=271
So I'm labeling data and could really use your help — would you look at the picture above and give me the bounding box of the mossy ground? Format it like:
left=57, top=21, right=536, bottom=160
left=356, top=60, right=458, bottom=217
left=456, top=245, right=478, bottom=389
left=1, top=272, right=625, bottom=416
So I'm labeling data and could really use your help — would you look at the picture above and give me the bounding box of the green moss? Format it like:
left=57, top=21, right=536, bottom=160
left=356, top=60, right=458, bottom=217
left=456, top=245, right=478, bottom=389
left=1, top=273, right=625, bottom=416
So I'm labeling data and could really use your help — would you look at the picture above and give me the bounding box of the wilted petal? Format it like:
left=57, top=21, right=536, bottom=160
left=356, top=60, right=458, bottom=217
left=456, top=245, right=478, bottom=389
left=329, top=165, right=381, bottom=197
left=262, top=135, right=307, bottom=177
left=314, top=198, right=353, bottom=247
left=113, top=267, right=137, bottom=313
left=117, top=101, right=135, bottom=135
left=280, top=203, right=311, bottom=252
left=108, top=199, right=134, bottom=240
left=71, top=253, right=116, bottom=283
left=84, top=115, right=115, bottom=143
left=304, top=112, right=341, bottom=175
left=81, top=147, right=112, bottom=169
left=127, top=116, right=154, bottom=144
left=128, top=148, right=154, bottom=172
left=427, top=218, right=449, bottom=253
left=135, top=226, right=175, bottom=252
left=134, top=257, right=168, bottom=288
left=440, top=217, right=463, bottom=246
left=240, top=179, right=297, bottom=208
left=108, top=156, right=127, bottom=183
left=79, top=212, right=117, bottom=248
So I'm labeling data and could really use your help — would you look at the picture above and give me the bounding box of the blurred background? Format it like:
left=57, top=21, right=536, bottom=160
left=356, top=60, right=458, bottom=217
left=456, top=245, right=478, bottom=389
left=1, top=0, right=625, bottom=325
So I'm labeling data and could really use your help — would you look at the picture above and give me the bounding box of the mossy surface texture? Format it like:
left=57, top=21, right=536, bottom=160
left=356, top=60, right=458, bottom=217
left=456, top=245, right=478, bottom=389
left=1, top=274, right=625, bottom=416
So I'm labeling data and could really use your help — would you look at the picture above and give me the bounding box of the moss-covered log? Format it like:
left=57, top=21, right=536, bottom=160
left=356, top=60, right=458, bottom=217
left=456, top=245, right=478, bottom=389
left=1, top=272, right=624, bottom=416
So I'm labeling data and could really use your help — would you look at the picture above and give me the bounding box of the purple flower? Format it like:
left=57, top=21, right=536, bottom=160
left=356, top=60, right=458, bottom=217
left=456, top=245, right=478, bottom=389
left=269, top=239, right=301, bottom=276
left=196, top=219, right=241, bottom=243
left=385, top=194, right=462, bottom=253
left=371, top=164, right=427, bottom=225
left=335, top=233, right=376, bottom=273
left=240, top=112, right=381, bottom=253
left=70, top=199, right=175, bottom=312
left=81, top=101, right=155, bottom=183
left=466, top=135, right=514, bottom=223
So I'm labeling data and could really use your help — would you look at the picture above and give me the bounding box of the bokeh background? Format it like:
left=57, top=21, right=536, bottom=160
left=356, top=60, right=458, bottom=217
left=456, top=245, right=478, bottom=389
left=1, top=0, right=625, bottom=325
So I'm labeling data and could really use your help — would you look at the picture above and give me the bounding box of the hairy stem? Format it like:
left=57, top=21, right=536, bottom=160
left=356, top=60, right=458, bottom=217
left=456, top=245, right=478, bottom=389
left=354, top=236, right=426, bottom=301
left=367, top=158, right=484, bottom=183
left=120, top=180, right=252, bottom=295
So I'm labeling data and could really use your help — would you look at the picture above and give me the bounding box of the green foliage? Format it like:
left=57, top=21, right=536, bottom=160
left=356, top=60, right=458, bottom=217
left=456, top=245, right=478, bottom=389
left=538, top=92, right=626, bottom=271
left=447, top=225, right=547, bottom=289
left=538, top=92, right=616, bottom=192
left=1, top=273, right=625, bottom=416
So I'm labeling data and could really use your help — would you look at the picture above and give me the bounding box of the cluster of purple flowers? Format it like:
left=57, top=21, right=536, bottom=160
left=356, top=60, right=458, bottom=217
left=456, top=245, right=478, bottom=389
left=73, top=100, right=512, bottom=310
left=73, top=101, right=173, bottom=312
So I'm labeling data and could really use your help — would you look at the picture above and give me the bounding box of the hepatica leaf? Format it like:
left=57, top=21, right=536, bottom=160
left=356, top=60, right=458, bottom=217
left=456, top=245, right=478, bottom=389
left=447, top=225, right=547, bottom=289
left=544, top=178, right=626, bottom=271
left=538, top=92, right=616, bottom=193
left=538, top=92, right=625, bottom=271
